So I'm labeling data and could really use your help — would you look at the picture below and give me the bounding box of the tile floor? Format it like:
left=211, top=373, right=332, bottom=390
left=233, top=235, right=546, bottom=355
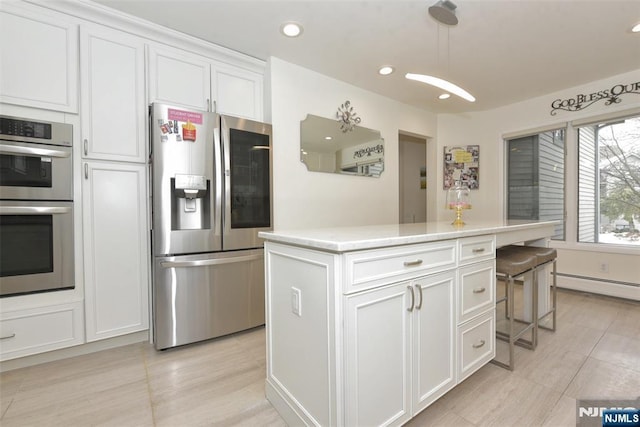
left=1, top=288, right=638, bottom=426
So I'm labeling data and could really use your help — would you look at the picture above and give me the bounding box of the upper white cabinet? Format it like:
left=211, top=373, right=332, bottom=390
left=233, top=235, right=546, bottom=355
left=80, top=24, right=146, bottom=163
left=0, top=3, right=78, bottom=112
left=148, top=44, right=263, bottom=120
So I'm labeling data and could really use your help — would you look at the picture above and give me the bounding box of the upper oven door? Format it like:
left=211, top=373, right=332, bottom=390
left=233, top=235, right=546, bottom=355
left=0, top=140, right=73, bottom=200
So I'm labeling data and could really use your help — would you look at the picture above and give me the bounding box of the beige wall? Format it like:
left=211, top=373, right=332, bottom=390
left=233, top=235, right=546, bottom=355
left=268, top=57, right=436, bottom=230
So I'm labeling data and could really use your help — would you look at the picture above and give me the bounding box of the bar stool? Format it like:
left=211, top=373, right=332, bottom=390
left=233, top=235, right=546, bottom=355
left=501, top=245, right=557, bottom=332
left=491, top=247, right=538, bottom=371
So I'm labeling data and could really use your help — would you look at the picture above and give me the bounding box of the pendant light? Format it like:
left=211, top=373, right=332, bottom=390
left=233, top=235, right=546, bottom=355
left=405, top=0, right=475, bottom=103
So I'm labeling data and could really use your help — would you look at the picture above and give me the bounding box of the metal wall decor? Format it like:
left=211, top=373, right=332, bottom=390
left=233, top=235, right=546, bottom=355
left=550, top=81, right=640, bottom=115
left=353, top=143, right=384, bottom=159
left=336, top=100, right=361, bottom=132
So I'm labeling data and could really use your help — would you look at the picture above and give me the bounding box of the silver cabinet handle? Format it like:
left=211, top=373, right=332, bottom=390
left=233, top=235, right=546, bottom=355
left=83, top=139, right=88, bottom=156
left=407, top=285, right=415, bottom=312
left=403, top=259, right=423, bottom=267
left=84, top=163, right=89, bottom=179
left=0, top=143, right=70, bottom=158
left=414, top=284, right=423, bottom=310
left=472, top=248, right=486, bottom=254
left=473, top=287, right=486, bottom=293
left=0, top=206, right=71, bottom=215
left=0, top=333, right=16, bottom=340
left=160, top=253, right=262, bottom=268
left=472, top=340, right=486, bottom=349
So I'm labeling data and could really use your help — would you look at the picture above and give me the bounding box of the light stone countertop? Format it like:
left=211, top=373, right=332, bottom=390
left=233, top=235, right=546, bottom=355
left=259, top=220, right=559, bottom=252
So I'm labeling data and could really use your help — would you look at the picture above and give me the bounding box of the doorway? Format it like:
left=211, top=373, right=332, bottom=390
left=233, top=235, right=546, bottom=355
left=399, top=133, right=427, bottom=224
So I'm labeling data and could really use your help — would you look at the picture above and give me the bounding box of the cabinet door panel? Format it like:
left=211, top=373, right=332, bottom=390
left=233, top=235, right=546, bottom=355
left=413, top=271, right=456, bottom=412
left=213, top=64, right=263, bottom=120
left=81, top=25, right=146, bottom=162
left=345, top=284, right=411, bottom=427
left=83, top=162, right=149, bottom=341
left=148, top=45, right=211, bottom=111
left=0, top=4, right=78, bottom=112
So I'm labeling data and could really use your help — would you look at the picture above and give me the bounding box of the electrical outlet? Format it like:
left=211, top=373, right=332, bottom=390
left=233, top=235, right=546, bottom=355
left=599, top=262, right=609, bottom=273
left=291, top=287, right=302, bottom=316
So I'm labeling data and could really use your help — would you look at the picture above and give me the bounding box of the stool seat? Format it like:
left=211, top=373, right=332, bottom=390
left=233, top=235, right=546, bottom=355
left=496, top=249, right=537, bottom=276
left=502, top=245, right=557, bottom=266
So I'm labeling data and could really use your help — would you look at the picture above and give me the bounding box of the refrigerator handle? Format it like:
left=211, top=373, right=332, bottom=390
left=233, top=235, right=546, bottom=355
left=160, top=253, right=262, bottom=268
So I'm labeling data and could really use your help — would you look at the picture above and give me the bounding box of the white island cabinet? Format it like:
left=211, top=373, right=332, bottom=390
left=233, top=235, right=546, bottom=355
left=260, top=220, right=556, bottom=426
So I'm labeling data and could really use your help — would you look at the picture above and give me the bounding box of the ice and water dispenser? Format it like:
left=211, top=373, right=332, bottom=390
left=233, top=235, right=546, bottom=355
left=171, top=173, right=211, bottom=230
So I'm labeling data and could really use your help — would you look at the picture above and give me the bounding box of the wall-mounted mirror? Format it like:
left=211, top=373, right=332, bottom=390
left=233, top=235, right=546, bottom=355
left=300, top=114, right=384, bottom=177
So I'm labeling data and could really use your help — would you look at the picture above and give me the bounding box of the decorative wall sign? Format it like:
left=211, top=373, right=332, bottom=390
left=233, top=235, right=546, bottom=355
left=336, top=100, right=361, bottom=132
left=550, top=81, right=640, bottom=115
left=353, top=143, right=384, bottom=159
left=443, top=145, right=479, bottom=189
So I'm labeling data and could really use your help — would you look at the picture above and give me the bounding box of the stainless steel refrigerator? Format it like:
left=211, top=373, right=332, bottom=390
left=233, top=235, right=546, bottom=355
left=150, top=103, right=272, bottom=350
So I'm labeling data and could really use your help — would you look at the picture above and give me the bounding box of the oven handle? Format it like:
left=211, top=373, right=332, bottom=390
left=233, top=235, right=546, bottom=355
left=0, top=143, right=71, bottom=158
left=160, top=253, right=262, bottom=268
left=0, top=206, right=72, bottom=215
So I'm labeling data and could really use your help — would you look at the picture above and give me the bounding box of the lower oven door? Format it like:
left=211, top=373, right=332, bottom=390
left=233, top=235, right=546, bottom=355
left=0, top=200, right=74, bottom=297
left=153, top=248, right=265, bottom=350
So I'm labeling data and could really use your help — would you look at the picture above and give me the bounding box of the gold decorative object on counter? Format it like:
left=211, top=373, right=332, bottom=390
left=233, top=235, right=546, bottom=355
left=446, top=181, right=471, bottom=226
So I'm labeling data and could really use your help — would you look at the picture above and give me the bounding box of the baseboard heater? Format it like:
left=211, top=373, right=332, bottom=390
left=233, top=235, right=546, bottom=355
left=554, top=272, right=639, bottom=301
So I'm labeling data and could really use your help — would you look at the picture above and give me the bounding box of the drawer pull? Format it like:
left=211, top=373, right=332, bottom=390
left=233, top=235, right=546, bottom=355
left=403, top=259, right=423, bottom=267
left=472, top=340, right=485, bottom=349
left=472, top=248, right=486, bottom=254
left=473, top=287, right=486, bottom=294
left=1, top=333, right=16, bottom=340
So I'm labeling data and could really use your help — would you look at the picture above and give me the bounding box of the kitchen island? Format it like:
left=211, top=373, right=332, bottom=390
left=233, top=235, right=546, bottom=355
left=259, top=220, right=556, bottom=426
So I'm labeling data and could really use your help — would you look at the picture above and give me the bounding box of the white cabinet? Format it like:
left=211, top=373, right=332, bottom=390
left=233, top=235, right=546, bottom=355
left=0, top=302, right=84, bottom=362
left=344, top=270, right=456, bottom=426
left=344, top=282, right=412, bottom=426
left=82, top=161, right=149, bottom=341
left=148, top=44, right=264, bottom=120
left=456, top=237, right=496, bottom=381
left=80, top=24, right=146, bottom=163
left=0, top=2, right=78, bottom=112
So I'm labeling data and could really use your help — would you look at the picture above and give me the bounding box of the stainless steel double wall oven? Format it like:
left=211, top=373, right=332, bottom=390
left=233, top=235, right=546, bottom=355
left=0, top=115, right=74, bottom=297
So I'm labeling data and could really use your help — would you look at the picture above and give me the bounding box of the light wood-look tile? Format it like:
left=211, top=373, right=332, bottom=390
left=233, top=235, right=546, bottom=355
left=0, top=290, right=638, bottom=426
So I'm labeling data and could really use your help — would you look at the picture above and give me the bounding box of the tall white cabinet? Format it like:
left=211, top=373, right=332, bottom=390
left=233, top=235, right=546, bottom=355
left=82, top=161, right=149, bottom=341
left=80, top=24, right=150, bottom=342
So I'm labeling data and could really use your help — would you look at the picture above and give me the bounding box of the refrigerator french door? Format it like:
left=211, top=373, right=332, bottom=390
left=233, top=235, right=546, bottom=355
left=220, top=115, right=273, bottom=251
left=150, top=103, right=272, bottom=350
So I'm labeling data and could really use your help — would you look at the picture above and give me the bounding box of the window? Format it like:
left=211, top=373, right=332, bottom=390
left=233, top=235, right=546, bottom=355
left=577, top=116, right=640, bottom=246
left=506, top=128, right=565, bottom=240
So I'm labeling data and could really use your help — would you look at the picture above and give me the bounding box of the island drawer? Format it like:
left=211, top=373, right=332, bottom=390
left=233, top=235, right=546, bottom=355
left=458, top=235, right=495, bottom=265
left=458, top=259, right=495, bottom=323
left=343, top=240, right=457, bottom=293
left=457, top=310, right=495, bottom=382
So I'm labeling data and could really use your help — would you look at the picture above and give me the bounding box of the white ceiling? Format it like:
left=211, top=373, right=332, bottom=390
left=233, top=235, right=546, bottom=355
left=93, top=0, right=640, bottom=114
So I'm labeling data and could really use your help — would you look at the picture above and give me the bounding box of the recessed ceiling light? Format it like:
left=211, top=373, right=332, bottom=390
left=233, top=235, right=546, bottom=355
left=280, top=22, right=303, bottom=37
left=632, top=22, right=640, bottom=33
left=439, top=93, right=451, bottom=100
left=324, top=136, right=333, bottom=140
left=378, top=66, right=394, bottom=76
